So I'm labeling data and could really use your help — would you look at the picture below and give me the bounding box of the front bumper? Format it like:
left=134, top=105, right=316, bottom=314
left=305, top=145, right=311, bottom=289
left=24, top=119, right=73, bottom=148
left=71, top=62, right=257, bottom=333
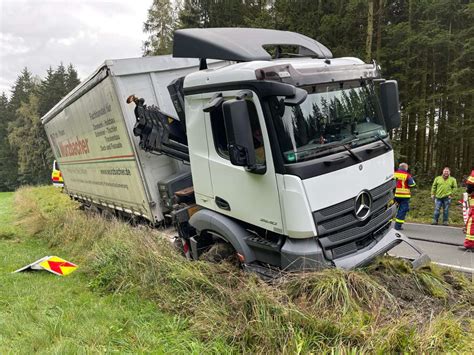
left=332, top=228, right=430, bottom=269
left=280, top=227, right=430, bottom=271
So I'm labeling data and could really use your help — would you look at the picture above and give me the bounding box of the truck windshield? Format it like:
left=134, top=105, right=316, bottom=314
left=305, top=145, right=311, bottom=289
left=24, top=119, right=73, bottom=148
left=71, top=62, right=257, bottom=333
left=271, top=81, right=388, bottom=164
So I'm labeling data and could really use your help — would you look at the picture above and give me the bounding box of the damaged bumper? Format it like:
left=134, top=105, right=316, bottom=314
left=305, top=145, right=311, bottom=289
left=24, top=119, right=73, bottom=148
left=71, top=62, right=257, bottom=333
left=332, top=228, right=430, bottom=269
left=280, top=227, right=430, bottom=271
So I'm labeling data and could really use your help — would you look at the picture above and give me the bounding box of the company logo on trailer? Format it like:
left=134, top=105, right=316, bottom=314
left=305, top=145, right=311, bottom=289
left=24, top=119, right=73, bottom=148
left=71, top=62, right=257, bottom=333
left=58, top=136, right=90, bottom=157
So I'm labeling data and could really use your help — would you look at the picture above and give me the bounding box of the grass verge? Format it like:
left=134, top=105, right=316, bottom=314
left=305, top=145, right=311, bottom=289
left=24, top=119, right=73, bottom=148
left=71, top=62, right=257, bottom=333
left=0, top=191, right=231, bottom=353
left=5, top=186, right=474, bottom=353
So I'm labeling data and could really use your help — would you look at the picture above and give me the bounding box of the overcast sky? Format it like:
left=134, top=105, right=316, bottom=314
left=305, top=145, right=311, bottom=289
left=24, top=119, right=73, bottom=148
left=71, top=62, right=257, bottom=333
left=0, top=0, right=153, bottom=96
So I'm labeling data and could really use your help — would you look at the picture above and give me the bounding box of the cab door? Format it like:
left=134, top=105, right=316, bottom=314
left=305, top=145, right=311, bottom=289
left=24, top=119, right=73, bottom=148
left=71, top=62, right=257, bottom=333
left=204, top=91, right=283, bottom=233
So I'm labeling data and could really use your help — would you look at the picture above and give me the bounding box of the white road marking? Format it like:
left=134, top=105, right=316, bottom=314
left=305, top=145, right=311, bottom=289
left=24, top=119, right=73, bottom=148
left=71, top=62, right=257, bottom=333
left=405, top=222, right=462, bottom=230
left=432, top=262, right=474, bottom=274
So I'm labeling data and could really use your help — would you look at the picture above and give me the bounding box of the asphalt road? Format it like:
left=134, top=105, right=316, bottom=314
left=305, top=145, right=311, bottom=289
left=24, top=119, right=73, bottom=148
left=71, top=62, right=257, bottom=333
left=389, top=223, right=474, bottom=273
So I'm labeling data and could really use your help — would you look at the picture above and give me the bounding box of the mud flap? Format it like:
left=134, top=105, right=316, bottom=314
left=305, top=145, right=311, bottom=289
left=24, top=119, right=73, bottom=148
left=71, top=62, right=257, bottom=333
left=333, top=228, right=430, bottom=270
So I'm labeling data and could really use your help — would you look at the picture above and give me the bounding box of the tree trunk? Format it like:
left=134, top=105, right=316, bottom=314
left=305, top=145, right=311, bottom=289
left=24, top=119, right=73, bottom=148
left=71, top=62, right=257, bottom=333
left=365, top=0, right=374, bottom=62
left=426, top=48, right=436, bottom=174
left=415, top=51, right=428, bottom=169
left=375, top=0, right=383, bottom=63
left=400, top=0, right=413, bottom=163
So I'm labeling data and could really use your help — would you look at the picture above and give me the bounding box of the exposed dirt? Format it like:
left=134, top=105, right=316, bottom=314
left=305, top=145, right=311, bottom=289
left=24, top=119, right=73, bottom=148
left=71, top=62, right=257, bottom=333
left=370, top=263, right=473, bottom=324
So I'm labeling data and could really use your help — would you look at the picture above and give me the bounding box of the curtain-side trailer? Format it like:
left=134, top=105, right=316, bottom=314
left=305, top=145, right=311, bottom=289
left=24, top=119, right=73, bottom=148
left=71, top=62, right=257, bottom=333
left=42, top=56, right=208, bottom=223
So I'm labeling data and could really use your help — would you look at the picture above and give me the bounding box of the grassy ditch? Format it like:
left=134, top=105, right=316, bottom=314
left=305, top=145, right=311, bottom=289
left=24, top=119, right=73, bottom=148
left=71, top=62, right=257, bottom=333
left=0, top=191, right=230, bottom=353
left=9, top=186, right=474, bottom=353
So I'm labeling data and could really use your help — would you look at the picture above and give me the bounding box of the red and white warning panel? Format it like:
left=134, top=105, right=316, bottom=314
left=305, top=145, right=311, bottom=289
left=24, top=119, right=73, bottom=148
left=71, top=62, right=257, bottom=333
left=14, top=256, right=78, bottom=276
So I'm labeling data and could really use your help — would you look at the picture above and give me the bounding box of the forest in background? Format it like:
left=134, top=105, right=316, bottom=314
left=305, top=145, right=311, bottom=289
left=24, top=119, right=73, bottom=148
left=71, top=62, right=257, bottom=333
left=0, top=65, right=80, bottom=190
left=0, top=0, right=472, bottom=191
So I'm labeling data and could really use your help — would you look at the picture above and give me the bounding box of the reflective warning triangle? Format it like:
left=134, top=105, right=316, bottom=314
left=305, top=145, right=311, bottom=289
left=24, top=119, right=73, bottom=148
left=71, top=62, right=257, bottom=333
left=14, top=256, right=78, bottom=276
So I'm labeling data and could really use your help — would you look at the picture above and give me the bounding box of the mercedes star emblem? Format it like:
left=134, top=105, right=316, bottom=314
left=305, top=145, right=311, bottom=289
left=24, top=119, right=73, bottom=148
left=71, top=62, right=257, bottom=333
left=354, top=191, right=372, bottom=221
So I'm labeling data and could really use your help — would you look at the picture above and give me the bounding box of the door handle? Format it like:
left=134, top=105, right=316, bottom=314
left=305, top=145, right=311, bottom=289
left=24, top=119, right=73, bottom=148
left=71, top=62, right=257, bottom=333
left=215, top=196, right=231, bottom=211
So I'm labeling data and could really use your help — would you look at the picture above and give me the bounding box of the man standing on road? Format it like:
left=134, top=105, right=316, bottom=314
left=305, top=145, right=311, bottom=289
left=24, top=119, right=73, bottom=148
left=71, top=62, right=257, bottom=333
left=394, top=163, right=416, bottom=231
left=463, top=170, right=474, bottom=250
left=431, top=167, right=457, bottom=225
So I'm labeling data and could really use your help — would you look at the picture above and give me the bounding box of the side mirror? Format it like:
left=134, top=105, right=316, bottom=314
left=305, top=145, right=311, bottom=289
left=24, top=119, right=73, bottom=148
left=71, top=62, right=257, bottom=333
left=222, top=99, right=256, bottom=169
left=380, top=80, right=401, bottom=130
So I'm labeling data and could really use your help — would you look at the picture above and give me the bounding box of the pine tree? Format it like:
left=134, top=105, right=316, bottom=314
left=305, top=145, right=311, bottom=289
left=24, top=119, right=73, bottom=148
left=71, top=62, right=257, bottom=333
left=2, top=64, right=81, bottom=188
left=66, top=64, right=80, bottom=92
left=8, top=94, right=53, bottom=185
left=8, top=67, right=36, bottom=114
left=0, top=92, right=17, bottom=191
left=3, top=68, right=36, bottom=189
left=38, top=63, right=73, bottom=117
left=143, top=0, right=176, bottom=55
left=178, top=0, right=202, bottom=28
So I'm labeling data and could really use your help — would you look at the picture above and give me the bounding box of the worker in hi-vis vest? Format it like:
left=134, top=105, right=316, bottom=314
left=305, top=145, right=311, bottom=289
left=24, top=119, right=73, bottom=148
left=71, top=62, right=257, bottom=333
left=463, top=170, right=474, bottom=250
left=393, top=163, right=416, bottom=230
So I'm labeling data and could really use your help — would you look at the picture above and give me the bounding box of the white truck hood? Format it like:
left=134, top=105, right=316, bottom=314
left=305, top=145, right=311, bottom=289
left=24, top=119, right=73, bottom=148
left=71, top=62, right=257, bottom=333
left=302, top=151, right=394, bottom=212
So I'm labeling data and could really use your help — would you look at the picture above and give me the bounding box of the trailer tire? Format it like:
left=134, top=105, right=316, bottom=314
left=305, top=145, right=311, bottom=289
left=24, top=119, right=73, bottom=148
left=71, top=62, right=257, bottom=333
left=101, top=208, right=116, bottom=220
left=87, top=204, right=101, bottom=215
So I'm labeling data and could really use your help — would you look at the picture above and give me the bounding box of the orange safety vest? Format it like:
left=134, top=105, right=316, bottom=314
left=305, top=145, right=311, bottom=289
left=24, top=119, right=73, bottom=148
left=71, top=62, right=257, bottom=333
left=465, top=195, right=474, bottom=242
left=394, top=169, right=415, bottom=198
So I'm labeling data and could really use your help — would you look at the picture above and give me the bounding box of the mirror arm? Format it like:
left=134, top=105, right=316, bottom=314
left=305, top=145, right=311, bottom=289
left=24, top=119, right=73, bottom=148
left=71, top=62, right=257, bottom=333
left=236, top=90, right=253, bottom=100
left=246, top=164, right=267, bottom=175
left=284, top=87, right=308, bottom=106
left=203, top=93, right=224, bottom=112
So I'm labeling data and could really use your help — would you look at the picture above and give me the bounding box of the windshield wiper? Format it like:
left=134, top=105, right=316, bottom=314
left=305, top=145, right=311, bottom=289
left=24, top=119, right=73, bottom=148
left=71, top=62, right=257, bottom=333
left=288, top=136, right=363, bottom=163
left=317, top=137, right=362, bottom=165
left=372, top=134, right=391, bottom=150
left=342, top=143, right=362, bottom=162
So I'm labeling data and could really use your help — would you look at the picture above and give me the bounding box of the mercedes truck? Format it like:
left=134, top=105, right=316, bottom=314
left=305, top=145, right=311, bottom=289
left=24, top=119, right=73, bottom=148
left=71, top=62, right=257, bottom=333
left=41, top=28, right=428, bottom=272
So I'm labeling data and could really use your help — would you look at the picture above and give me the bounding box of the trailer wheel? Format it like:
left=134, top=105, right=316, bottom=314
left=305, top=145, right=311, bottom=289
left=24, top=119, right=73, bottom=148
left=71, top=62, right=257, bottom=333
left=101, top=208, right=116, bottom=220
left=86, top=204, right=101, bottom=216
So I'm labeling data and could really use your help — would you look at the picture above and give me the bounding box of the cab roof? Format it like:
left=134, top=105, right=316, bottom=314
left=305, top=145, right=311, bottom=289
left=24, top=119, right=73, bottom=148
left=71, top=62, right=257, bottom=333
left=183, top=57, right=379, bottom=91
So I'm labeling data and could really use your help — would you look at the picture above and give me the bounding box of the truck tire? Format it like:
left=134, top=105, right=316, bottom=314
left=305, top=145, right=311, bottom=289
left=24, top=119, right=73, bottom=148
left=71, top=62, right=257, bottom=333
left=189, top=209, right=256, bottom=264
left=200, top=240, right=238, bottom=265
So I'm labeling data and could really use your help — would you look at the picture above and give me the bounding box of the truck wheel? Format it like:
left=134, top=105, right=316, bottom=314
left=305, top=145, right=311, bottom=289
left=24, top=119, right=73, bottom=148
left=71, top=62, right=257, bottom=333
left=172, top=237, right=185, bottom=256
left=200, top=241, right=238, bottom=266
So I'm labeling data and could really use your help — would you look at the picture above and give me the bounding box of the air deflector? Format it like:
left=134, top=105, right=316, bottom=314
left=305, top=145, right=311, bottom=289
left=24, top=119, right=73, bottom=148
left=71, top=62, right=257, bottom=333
left=173, top=28, right=332, bottom=63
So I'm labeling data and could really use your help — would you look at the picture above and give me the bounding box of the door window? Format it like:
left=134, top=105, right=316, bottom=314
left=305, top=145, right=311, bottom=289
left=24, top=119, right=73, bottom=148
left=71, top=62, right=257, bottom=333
left=209, top=100, right=265, bottom=164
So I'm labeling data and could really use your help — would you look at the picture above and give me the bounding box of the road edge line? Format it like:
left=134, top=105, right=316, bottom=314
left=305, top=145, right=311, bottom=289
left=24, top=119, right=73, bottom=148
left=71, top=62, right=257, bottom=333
left=432, top=262, right=474, bottom=274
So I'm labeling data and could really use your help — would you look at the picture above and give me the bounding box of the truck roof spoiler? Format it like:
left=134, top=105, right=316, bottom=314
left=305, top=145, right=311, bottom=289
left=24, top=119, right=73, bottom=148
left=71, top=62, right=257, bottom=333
left=173, top=28, right=333, bottom=68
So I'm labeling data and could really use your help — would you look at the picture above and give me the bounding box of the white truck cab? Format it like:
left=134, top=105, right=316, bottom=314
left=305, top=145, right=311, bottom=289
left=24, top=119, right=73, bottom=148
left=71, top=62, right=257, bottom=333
left=132, top=28, right=428, bottom=271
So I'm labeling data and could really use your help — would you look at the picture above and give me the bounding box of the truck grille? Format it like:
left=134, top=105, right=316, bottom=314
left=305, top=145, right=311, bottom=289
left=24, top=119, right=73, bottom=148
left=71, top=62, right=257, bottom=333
left=313, top=179, right=395, bottom=260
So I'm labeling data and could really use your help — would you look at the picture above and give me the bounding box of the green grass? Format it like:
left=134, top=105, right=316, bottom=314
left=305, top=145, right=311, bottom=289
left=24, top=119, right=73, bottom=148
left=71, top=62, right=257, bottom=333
left=0, top=191, right=231, bottom=353
left=408, top=187, right=465, bottom=225
left=1, top=187, right=474, bottom=353
left=0, top=192, right=19, bottom=240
